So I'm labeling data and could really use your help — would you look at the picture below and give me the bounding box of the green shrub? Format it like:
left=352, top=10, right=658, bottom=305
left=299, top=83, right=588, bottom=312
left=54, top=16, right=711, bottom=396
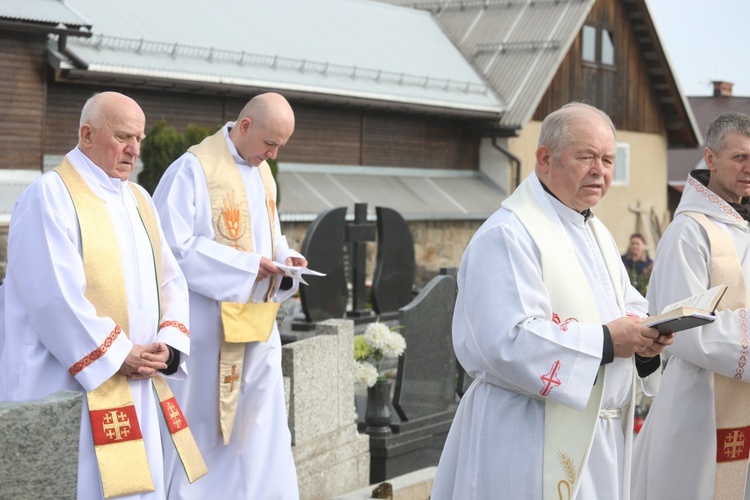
left=138, top=120, right=217, bottom=194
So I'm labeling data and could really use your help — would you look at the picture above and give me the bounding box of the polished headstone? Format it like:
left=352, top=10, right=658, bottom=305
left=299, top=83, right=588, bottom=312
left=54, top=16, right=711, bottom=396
left=392, top=272, right=458, bottom=422
left=345, top=203, right=376, bottom=319
left=371, top=207, right=416, bottom=315
left=298, top=207, right=349, bottom=323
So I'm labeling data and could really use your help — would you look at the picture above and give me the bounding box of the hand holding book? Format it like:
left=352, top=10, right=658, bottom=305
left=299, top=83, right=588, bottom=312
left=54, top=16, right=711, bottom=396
left=640, top=284, right=728, bottom=334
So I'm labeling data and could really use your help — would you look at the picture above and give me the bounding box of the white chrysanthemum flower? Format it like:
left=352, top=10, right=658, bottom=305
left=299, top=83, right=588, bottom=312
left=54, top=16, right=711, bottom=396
left=380, top=331, right=406, bottom=359
left=353, top=361, right=379, bottom=388
left=364, top=322, right=392, bottom=350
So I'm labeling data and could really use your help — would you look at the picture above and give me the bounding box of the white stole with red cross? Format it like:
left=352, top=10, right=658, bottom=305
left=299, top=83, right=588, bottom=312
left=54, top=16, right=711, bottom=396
left=503, top=174, right=631, bottom=500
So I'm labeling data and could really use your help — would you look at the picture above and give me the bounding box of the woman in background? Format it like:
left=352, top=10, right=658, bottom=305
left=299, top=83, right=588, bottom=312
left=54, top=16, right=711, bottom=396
left=622, top=233, right=653, bottom=296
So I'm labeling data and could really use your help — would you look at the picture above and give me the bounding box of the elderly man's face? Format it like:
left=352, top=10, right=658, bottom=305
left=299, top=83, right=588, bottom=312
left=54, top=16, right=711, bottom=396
left=80, top=100, right=145, bottom=181
left=706, top=132, right=750, bottom=204
left=540, top=116, right=615, bottom=212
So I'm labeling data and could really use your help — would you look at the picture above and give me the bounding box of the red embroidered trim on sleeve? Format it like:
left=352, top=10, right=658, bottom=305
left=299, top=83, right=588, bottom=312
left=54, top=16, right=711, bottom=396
left=69, top=325, right=121, bottom=376
left=159, top=320, right=190, bottom=337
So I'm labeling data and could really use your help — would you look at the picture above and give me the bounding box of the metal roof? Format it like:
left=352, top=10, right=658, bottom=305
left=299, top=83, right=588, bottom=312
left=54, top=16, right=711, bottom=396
left=381, top=0, right=700, bottom=147
left=277, top=164, right=506, bottom=221
left=47, top=0, right=505, bottom=117
left=0, top=0, right=90, bottom=28
left=381, top=0, right=594, bottom=129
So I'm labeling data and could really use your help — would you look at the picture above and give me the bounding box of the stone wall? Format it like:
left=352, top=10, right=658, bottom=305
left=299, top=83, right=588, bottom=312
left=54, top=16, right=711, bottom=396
left=0, top=391, right=83, bottom=499
left=283, top=319, right=370, bottom=499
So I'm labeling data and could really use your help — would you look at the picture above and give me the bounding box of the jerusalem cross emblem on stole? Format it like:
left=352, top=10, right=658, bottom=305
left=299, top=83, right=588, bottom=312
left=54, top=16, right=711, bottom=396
left=717, top=427, right=750, bottom=462
left=90, top=405, right=143, bottom=445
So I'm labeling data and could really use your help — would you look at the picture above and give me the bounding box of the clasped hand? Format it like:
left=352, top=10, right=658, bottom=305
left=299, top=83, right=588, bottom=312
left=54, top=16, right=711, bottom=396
left=607, top=316, right=675, bottom=358
left=118, top=342, right=170, bottom=380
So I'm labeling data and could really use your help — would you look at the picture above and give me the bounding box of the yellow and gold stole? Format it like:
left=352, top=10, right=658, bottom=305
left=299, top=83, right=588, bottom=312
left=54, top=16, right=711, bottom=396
left=686, top=212, right=750, bottom=500
left=503, top=176, right=631, bottom=500
left=55, top=159, right=207, bottom=498
left=188, top=130, right=279, bottom=444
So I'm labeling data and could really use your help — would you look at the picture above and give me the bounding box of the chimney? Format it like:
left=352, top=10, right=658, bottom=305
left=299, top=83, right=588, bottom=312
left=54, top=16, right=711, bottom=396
left=712, top=81, right=734, bottom=97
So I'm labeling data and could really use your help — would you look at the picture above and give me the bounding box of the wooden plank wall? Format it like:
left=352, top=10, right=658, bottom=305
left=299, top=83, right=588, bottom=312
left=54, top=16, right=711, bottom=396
left=45, top=84, right=479, bottom=170
left=534, top=0, right=665, bottom=135
left=0, top=32, right=47, bottom=170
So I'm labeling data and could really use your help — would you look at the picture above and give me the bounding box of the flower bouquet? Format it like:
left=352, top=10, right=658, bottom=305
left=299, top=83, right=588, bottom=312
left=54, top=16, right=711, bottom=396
left=353, top=322, right=407, bottom=388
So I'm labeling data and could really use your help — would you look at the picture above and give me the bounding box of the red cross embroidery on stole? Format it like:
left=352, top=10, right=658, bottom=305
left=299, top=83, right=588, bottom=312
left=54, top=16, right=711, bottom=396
left=224, top=364, right=240, bottom=392
left=540, top=360, right=562, bottom=396
left=552, top=313, right=578, bottom=332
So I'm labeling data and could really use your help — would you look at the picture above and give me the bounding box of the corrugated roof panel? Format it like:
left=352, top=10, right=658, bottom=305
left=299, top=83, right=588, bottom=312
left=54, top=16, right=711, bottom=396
left=56, top=0, right=506, bottom=115
left=383, top=0, right=594, bottom=129
left=432, top=176, right=503, bottom=214
left=276, top=164, right=506, bottom=221
left=336, top=175, right=435, bottom=215
left=278, top=172, right=335, bottom=215
left=472, top=1, right=594, bottom=128
left=0, top=0, right=90, bottom=27
left=435, top=9, right=486, bottom=45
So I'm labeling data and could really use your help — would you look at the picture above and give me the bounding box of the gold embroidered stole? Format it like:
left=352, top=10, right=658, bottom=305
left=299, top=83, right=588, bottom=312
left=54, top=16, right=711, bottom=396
left=188, top=130, right=279, bottom=444
left=503, top=176, right=630, bottom=500
left=686, top=212, right=750, bottom=499
left=55, top=160, right=206, bottom=498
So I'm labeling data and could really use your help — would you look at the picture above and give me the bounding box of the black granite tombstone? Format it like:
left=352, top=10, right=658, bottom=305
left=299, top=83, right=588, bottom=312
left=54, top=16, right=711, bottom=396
left=346, top=203, right=377, bottom=320
left=371, top=207, right=415, bottom=318
left=292, top=207, right=348, bottom=333
left=293, top=203, right=416, bottom=333
left=364, top=269, right=460, bottom=483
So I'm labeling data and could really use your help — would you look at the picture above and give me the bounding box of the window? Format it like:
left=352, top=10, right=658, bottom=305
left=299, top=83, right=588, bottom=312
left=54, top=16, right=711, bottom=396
left=581, top=24, right=616, bottom=68
left=612, top=143, right=630, bottom=186
left=601, top=29, right=615, bottom=66
left=582, top=25, right=597, bottom=63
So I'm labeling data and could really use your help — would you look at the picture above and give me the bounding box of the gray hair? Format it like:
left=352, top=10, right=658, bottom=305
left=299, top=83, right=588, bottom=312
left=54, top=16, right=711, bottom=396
left=78, top=93, right=104, bottom=142
left=538, top=102, right=616, bottom=159
left=705, top=111, right=750, bottom=156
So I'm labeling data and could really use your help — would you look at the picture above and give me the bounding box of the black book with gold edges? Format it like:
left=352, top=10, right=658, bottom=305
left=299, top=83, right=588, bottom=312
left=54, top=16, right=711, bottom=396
left=641, top=284, right=728, bottom=334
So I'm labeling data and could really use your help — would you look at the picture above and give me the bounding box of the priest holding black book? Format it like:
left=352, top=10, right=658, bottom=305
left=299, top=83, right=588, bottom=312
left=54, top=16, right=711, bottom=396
left=632, top=111, right=750, bottom=499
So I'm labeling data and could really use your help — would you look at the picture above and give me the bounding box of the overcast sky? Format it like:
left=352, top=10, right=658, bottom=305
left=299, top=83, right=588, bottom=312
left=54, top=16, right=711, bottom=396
left=647, top=0, right=750, bottom=97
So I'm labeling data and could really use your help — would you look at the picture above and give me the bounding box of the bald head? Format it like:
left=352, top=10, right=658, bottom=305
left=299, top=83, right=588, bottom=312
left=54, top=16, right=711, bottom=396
left=229, top=93, right=295, bottom=167
left=236, top=92, right=295, bottom=130
left=77, top=92, right=146, bottom=181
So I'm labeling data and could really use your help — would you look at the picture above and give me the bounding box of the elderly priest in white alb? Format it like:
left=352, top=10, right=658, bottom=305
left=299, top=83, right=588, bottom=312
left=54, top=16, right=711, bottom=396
left=432, top=103, right=673, bottom=500
left=0, top=92, right=205, bottom=500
